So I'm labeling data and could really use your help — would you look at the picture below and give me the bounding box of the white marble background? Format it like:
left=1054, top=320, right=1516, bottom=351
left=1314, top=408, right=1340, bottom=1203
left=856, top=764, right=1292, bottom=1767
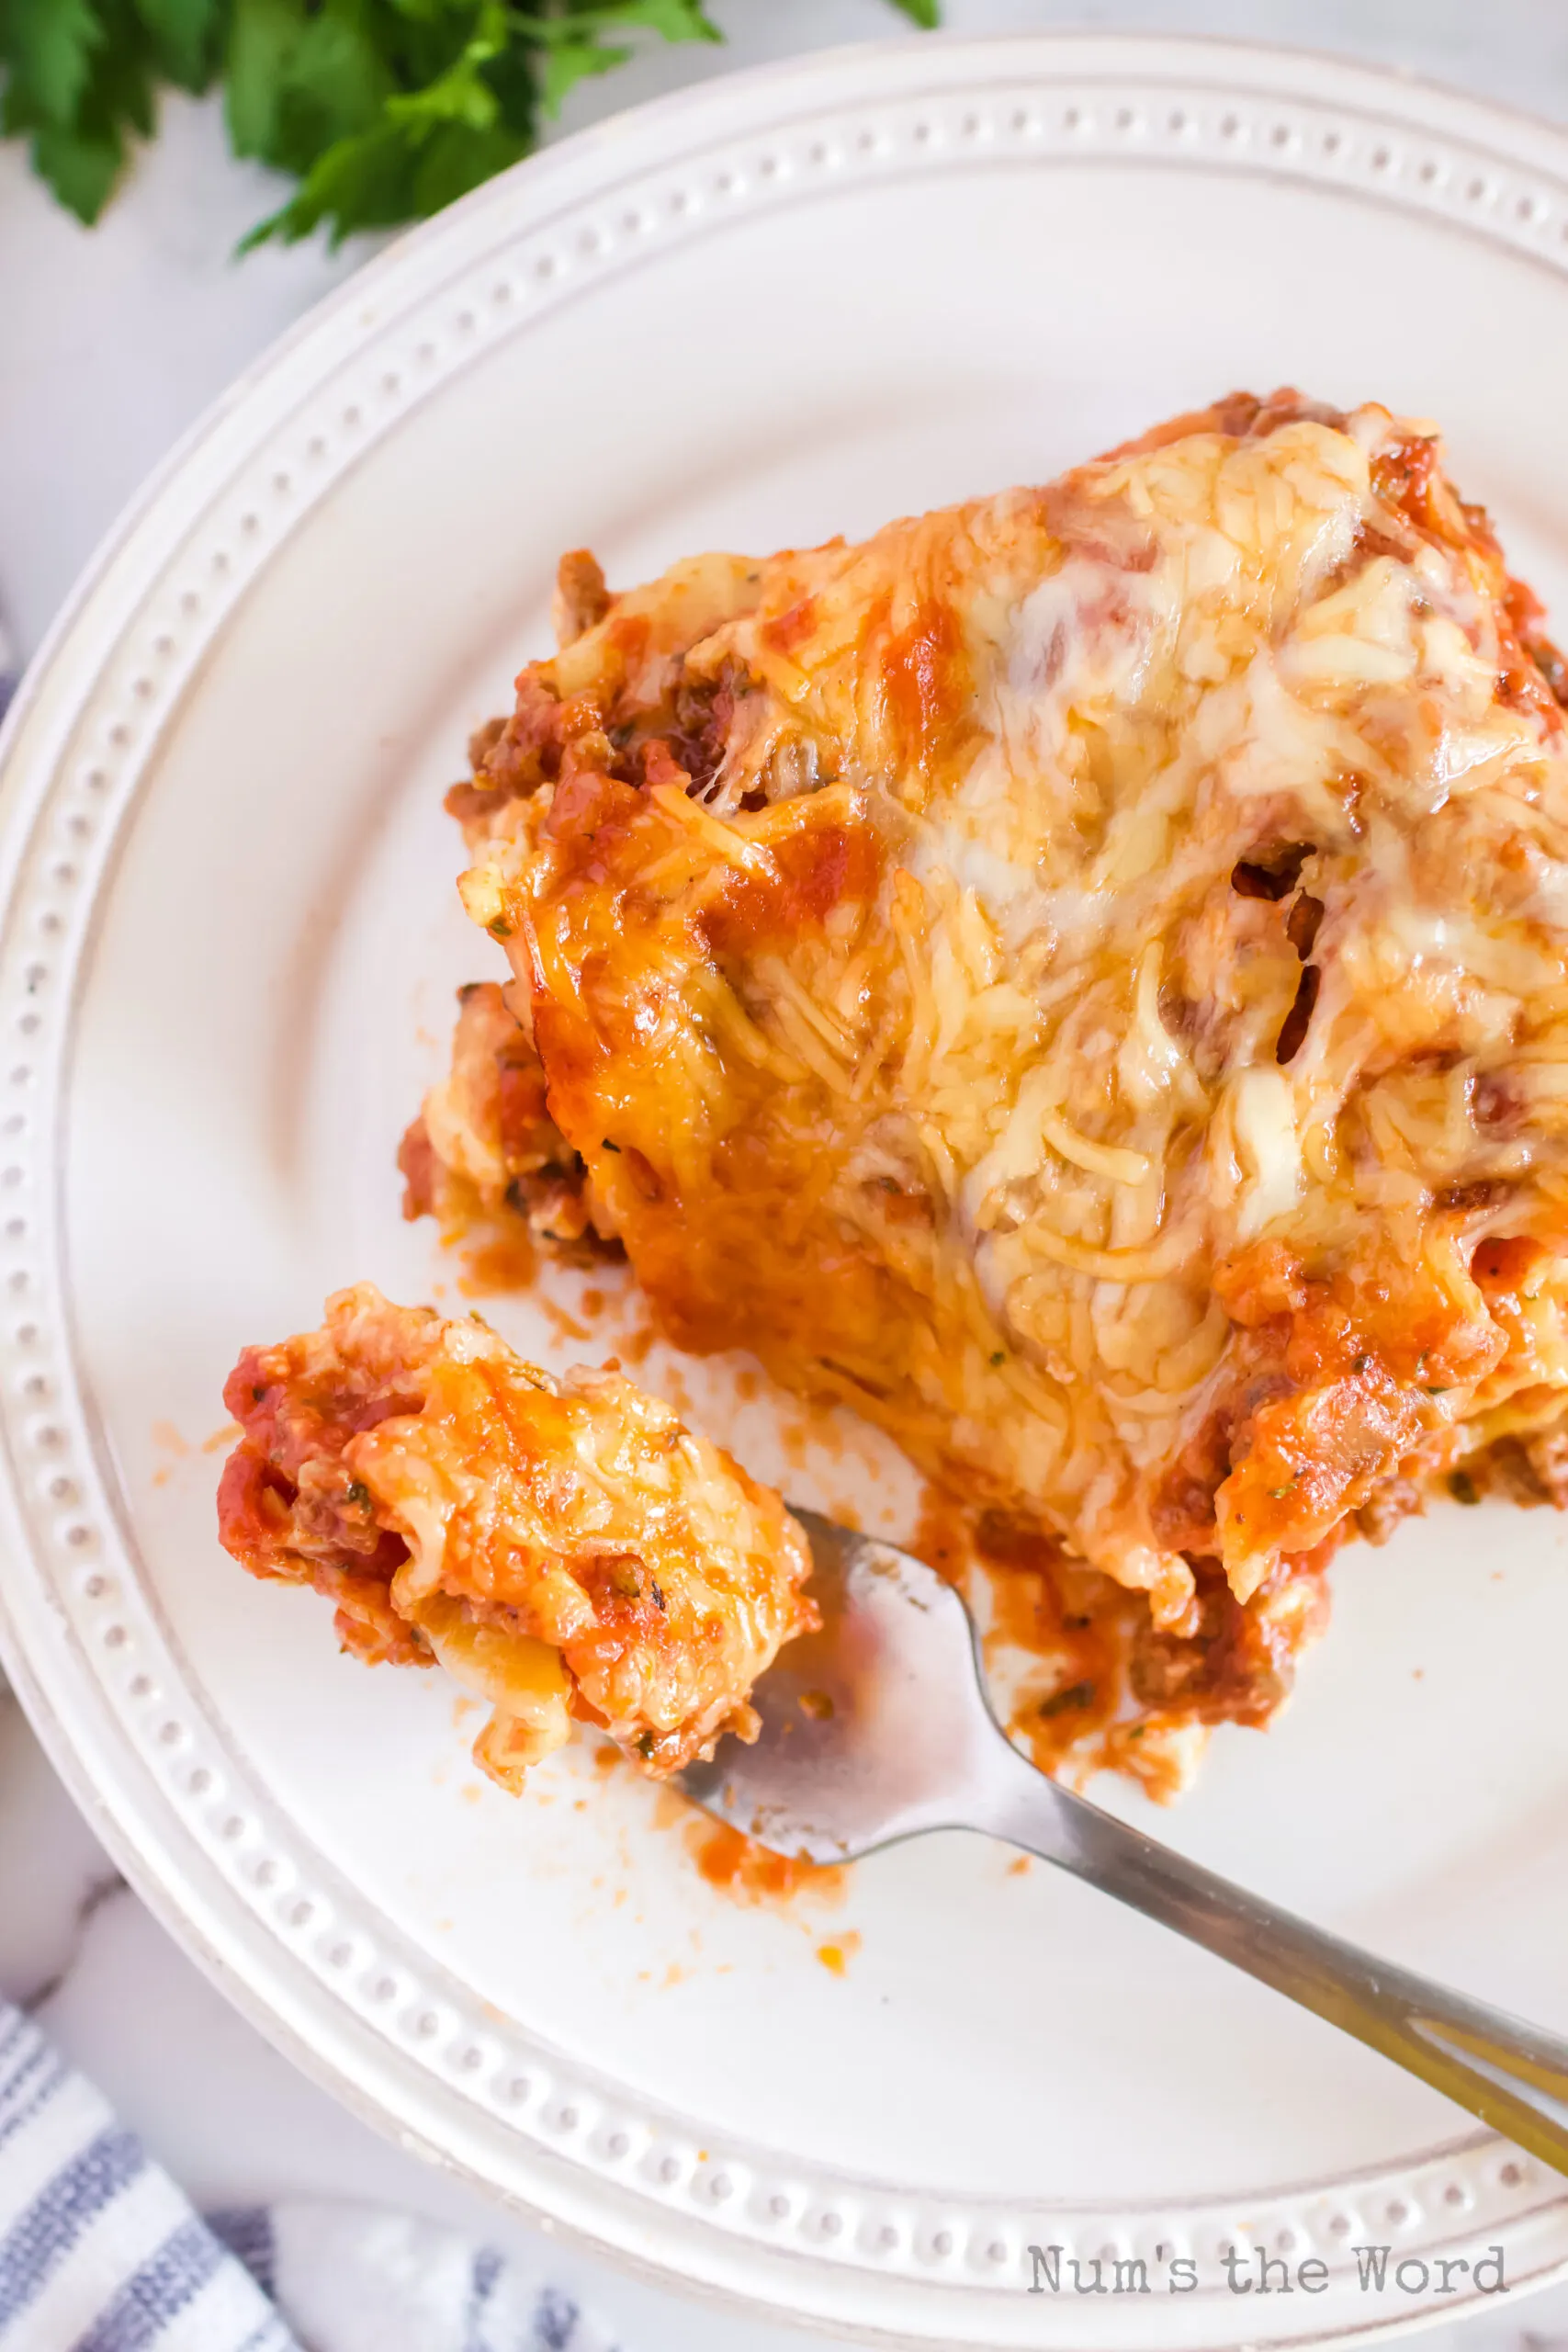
left=9, top=5, right=1568, bottom=2347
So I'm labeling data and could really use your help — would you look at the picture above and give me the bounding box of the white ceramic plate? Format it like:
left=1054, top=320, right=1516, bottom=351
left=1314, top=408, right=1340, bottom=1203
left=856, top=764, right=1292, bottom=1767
left=9, top=33, right=1568, bottom=2349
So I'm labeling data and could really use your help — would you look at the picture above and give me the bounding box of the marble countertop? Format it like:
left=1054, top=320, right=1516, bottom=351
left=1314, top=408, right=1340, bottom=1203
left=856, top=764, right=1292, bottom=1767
left=9, top=4, right=1568, bottom=2346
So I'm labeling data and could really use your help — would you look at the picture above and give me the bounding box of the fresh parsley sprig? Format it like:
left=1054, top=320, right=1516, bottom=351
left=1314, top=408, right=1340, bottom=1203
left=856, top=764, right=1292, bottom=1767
left=0, top=0, right=938, bottom=250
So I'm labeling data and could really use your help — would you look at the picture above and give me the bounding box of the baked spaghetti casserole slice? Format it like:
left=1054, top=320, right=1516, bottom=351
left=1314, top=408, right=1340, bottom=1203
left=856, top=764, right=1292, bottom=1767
left=218, top=1283, right=816, bottom=1786
left=409, top=388, right=1568, bottom=1784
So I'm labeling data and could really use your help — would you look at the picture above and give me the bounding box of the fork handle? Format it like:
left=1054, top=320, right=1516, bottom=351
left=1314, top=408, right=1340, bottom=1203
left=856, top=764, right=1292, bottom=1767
left=979, top=1742, right=1568, bottom=2174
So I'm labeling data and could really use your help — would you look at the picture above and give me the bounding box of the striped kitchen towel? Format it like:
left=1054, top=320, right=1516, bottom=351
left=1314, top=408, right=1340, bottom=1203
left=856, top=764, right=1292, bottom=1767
left=0, top=2000, right=618, bottom=2351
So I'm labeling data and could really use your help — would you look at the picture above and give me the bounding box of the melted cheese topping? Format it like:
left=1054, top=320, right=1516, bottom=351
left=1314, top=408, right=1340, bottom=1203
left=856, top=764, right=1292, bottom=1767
left=217, top=1284, right=816, bottom=1785
left=434, top=390, right=1568, bottom=1768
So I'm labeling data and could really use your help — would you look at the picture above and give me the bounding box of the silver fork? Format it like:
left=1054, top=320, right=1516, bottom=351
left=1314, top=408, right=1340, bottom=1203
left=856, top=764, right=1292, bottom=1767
left=681, top=1511, right=1568, bottom=2172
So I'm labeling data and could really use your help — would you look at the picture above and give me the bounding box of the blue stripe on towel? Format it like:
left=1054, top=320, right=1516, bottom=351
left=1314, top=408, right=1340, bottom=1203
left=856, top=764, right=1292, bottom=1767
left=533, top=2285, right=581, bottom=2350
left=0, top=2050, right=69, bottom=2157
left=72, top=2216, right=227, bottom=2352
left=0, top=1994, right=620, bottom=2351
left=0, top=2125, right=146, bottom=2330
left=463, top=2244, right=502, bottom=2352
left=207, top=2208, right=277, bottom=2302
left=0, top=2012, right=36, bottom=2096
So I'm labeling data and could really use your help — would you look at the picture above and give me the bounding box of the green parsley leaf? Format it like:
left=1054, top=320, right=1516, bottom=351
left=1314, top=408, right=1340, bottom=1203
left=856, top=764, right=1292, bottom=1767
left=5, top=0, right=936, bottom=245
left=618, top=0, right=721, bottom=40
left=519, top=0, right=718, bottom=119
left=385, top=17, right=504, bottom=134
left=525, top=0, right=719, bottom=46
left=537, top=34, right=626, bottom=119
left=224, top=0, right=300, bottom=160
left=887, top=0, right=940, bottom=23
left=243, top=109, right=479, bottom=247
left=240, top=0, right=516, bottom=243
left=132, top=0, right=225, bottom=92
left=6, top=0, right=166, bottom=222
left=0, top=0, right=104, bottom=130
left=29, top=114, right=120, bottom=217
left=257, top=0, right=392, bottom=177
left=90, top=2, right=159, bottom=138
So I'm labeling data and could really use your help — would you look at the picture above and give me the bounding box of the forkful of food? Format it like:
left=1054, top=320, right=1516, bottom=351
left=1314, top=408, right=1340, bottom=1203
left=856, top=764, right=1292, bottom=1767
left=219, top=1284, right=1568, bottom=2179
